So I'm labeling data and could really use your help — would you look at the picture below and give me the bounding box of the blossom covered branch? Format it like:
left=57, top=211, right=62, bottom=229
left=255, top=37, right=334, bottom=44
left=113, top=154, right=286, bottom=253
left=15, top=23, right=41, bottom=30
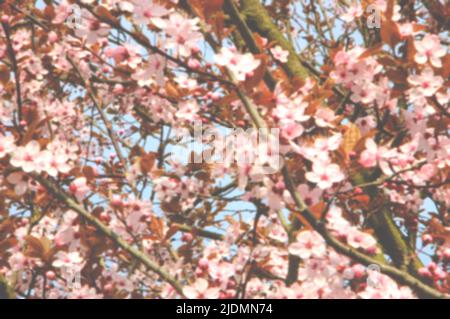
left=0, top=0, right=448, bottom=299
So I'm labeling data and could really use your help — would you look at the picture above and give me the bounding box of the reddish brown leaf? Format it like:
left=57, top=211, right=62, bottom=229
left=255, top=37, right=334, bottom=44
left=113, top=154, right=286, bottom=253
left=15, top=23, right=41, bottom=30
left=0, top=65, right=10, bottom=84
left=381, top=20, right=401, bottom=48
left=140, top=152, right=157, bottom=174
left=24, top=236, right=45, bottom=259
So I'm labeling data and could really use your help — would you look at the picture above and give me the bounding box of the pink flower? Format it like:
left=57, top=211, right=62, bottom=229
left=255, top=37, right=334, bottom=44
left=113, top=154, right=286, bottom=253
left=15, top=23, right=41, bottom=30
left=69, top=177, right=90, bottom=201
left=281, top=123, right=304, bottom=140
left=10, top=140, right=42, bottom=173
left=153, top=13, right=202, bottom=57
left=68, top=285, right=103, bottom=299
left=414, top=34, right=446, bottom=68
left=436, top=91, right=450, bottom=105
left=7, top=172, right=29, bottom=196
left=132, top=0, right=170, bottom=25
left=110, top=0, right=134, bottom=13
left=40, top=150, right=72, bottom=177
left=359, top=138, right=387, bottom=168
left=105, top=45, right=142, bottom=69
left=340, top=4, right=363, bottom=23
left=215, top=48, right=260, bottom=82
left=52, top=251, right=84, bottom=270
left=209, top=261, right=235, bottom=284
left=359, top=273, right=415, bottom=299
left=347, top=231, right=377, bottom=252
left=301, top=134, right=342, bottom=162
left=297, top=184, right=322, bottom=207
left=270, top=45, right=289, bottom=63
left=53, top=0, right=75, bottom=24
left=175, top=74, right=198, bottom=90
left=74, top=10, right=110, bottom=45
left=0, top=134, right=15, bottom=158
left=350, top=82, right=377, bottom=104
left=132, top=55, right=166, bottom=87
left=408, top=67, right=444, bottom=98
left=305, top=161, right=345, bottom=189
left=8, top=251, right=29, bottom=271
left=272, top=102, right=309, bottom=125
left=288, top=231, right=326, bottom=259
left=314, top=107, right=337, bottom=128
left=176, top=101, right=200, bottom=122
left=371, top=0, right=401, bottom=22
left=398, top=23, right=419, bottom=38
left=183, top=278, right=220, bottom=299
left=356, top=116, right=376, bottom=135
left=25, top=56, right=47, bottom=80
left=55, top=225, right=78, bottom=247
left=153, top=176, right=180, bottom=201
left=236, top=163, right=266, bottom=190
left=326, top=206, right=351, bottom=235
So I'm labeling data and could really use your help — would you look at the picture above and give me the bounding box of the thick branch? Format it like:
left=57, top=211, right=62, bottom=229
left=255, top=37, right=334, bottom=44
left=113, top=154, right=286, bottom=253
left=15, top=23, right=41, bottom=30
left=223, top=0, right=276, bottom=89
left=0, top=275, right=15, bottom=299
left=355, top=172, right=423, bottom=273
left=239, top=0, right=309, bottom=79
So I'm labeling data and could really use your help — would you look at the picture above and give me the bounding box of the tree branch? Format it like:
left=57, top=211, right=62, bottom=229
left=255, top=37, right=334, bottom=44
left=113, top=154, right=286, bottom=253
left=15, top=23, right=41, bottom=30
left=35, top=176, right=184, bottom=296
left=0, top=275, right=15, bottom=299
left=1, top=20, right=23, bottom=127
left=238, top=0, right=309, bottom=79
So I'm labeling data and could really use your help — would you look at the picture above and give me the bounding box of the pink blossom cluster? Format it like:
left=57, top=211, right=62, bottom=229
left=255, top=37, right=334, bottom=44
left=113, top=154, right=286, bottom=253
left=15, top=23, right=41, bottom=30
left=331, top=47, right=384, bottom=105
left=0, top=0, right=448, bottom=300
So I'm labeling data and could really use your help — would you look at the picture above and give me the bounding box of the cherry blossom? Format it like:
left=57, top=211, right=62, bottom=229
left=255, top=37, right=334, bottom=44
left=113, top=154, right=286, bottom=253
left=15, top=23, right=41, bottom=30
left=270, top=46, right=289, bottom=63
left=132, top=0, right=170, bottom=26
left=288, top=231, right=326, bottom=259
left=74, top=10, right=110, bottom=45
left=371, top=0, right=401, bottom=21
left=326, top=207, right=378, bottom=253
left=347, top=232, right=377, bottom=253
left=0, top=134, right=15, bottom=158
left=314, top=107, right=338, bottom=128
left=215, top=48, right=261, bottom=82
left=296, top=184, right=322, bottom=207
left=414, top=34, right=446, bottom=68
left=176, top=101, right=200, bottom=122
left=10, top=141, right=42, bottom=173
left=350, top=81, right=378, bottom=104
left=340, top=4, right=363, bottom=23
left=132, top=55, right=166, bottom=87
left=305, top=161, right=345, bottom=190
left=359, top=274, right=414, bottom=299
left=52, top=251, right=84, bottom=271
left=68, top=285, right=103, bottom=299
left=69, top=177, right=90, bottom=201
left=408, top=67, right=444, bottom=99
left=183, top=278, right=220, bottom=299
left=6, top=172, right=29, bottom=196
left=105, top=45, right=142, bottom=69
left=359, top=138, right=389, bottom=168
left=40, top=150, right=72, bottom=177
left=300, top=134, right=342, bottom=162
left=153, top=13, right=202, bottom=57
